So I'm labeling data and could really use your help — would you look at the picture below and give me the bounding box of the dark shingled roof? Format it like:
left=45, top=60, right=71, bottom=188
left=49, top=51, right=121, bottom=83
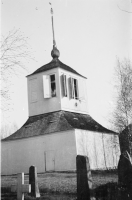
left=2, top=111, right=117, bottom=141
left=27, top=58, right=86, bottom=79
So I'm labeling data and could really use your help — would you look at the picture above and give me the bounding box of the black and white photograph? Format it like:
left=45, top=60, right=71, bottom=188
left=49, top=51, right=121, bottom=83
left=1, top=0, right=132, bottom=199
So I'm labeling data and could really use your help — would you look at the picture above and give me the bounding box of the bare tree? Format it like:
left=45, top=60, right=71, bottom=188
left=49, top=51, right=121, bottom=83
left=113, top=58, right=132, bottom=133
left=0, top=29, right=33, bottom=111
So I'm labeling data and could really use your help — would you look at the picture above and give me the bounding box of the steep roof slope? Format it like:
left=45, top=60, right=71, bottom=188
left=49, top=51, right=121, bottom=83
left=2, top=111, right=117, bottom=141
left=27, top=58, right=86, bottom=78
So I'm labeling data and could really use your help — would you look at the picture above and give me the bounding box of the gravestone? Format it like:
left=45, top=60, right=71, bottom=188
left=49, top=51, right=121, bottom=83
left=29, top=165, right=40, bottom=197
left=118, top=152, right=132, bottom=199
left=11, top=173, right=31, bottom=200
left=76, top=155, right=94, bottom=200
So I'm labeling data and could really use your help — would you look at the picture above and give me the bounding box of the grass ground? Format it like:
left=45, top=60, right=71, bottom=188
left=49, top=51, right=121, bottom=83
left=1, top=171, right=118, bottom=200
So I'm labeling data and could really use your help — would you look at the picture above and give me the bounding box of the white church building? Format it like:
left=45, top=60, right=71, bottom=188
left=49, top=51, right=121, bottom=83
left=1, top=46, right=120, bottom=175
left=1, top=8, right=120, bottom=175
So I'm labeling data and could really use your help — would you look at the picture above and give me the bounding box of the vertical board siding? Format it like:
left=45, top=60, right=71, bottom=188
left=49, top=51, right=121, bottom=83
left=75, top=129, right=120, bottom=170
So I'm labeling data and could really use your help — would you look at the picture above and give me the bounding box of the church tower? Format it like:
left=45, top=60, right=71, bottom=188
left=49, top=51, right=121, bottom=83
left=27, top=6, right=88, bottom=117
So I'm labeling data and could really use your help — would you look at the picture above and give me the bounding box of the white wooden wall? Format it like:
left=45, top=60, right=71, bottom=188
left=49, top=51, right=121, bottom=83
left=1, top=129, right=120, bottom=175
left=75, top=129, right=120, bottom=169
left=1, top=130, right=76, bottom=175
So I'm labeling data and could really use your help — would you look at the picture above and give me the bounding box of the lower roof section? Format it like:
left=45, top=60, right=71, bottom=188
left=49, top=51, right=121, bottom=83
left=2, top=111, right=117, bottom=141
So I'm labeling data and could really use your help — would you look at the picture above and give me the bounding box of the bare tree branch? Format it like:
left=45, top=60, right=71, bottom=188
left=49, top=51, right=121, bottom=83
left=117, top=4, right=132, bottom=13
left=0, top=29, right=34, bottom=111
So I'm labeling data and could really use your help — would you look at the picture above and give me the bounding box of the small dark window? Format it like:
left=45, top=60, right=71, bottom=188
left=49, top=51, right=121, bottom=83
left=50, top=74, right=55, bottom=82
left=50, top=74, right=56, bottom=97
left=74, top=79, right=78, bottom=99
left=70, top=78, right=79, bottom=99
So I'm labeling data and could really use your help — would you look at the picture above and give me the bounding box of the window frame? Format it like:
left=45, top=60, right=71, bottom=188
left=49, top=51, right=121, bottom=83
left=50, top=74, right=56, bottom=97
left=61, top=74, right=68, bottom=97
left=69, top=77, right=79, bottom=100
left=43, top=73, right=57, bottom=98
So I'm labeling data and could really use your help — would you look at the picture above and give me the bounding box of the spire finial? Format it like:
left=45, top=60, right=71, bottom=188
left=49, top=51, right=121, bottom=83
left=49, top=2, right=60, bottom=59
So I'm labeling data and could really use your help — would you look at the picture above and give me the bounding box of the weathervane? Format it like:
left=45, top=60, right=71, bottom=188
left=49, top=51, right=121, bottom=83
left=49, top=2, right=60, bottom=59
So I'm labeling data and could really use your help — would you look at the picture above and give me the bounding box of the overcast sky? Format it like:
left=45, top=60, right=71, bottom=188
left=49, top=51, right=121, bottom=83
left=1, top=0, right=132, bottom=132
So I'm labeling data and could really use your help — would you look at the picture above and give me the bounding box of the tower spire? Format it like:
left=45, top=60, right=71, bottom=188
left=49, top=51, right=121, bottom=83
left=50, top=6, right=56, bottom=47
left=49, top=2, right=60, bottom=59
